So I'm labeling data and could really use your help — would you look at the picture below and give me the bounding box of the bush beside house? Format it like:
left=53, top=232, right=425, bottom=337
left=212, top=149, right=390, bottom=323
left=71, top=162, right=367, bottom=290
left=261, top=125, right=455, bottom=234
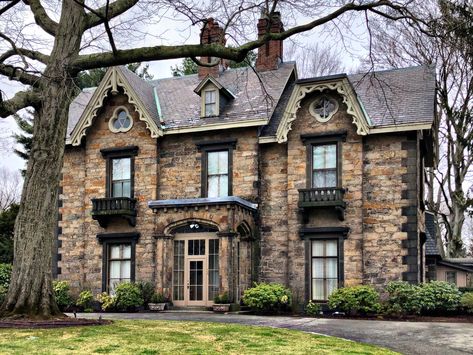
left=242, top=283, right=292, bottom=313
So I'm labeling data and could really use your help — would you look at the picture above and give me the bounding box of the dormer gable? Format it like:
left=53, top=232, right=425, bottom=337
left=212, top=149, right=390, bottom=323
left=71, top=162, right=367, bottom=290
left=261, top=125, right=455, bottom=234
left=194, top=75, right=235, bottom=118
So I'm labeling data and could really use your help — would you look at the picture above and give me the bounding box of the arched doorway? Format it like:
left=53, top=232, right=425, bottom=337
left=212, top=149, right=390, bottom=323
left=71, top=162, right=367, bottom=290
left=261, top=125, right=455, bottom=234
left=167, top=220, right=220, bottom=307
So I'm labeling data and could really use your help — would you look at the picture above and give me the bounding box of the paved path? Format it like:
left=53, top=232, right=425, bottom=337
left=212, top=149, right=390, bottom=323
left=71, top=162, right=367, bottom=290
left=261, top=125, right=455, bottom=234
left=69, top=312, right=473, bottom=355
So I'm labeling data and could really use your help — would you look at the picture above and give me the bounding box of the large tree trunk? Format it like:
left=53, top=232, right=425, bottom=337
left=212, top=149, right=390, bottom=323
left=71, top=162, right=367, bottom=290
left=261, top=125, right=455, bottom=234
left=0, top=0, right=84, bottom=319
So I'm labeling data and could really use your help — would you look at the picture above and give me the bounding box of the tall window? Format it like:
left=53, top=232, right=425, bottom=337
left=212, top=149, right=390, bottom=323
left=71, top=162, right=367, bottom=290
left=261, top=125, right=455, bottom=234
left=208, top=239, right=220, bottom=301
left=311, top=240, right=338, bottom=300
left=173, top=241, right=185, bottom=301
left=112, top=158, right=131, bottom=197
left=207, top=150, right=229, bottom=197
left=108, top=244, right=131, bottom=294
left=312, top=144, right=337, bottom=188
left=204, top=90, right=217, bottom=116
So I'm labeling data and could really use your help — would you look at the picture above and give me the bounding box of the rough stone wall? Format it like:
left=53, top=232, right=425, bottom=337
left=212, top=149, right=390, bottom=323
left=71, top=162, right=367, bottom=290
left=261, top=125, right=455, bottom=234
left=284, top=91, right=364, bottom=301
left=157, top=128, right=259, bottom=201
left=59, top=93, right=157, bottom=295
left=362, top=133, right=419, bottom=286
left=260, top=143, right=289, bottom=284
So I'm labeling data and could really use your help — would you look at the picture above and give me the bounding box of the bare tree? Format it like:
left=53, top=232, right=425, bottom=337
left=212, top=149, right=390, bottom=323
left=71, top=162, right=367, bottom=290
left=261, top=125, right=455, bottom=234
left=365, top=0, right=473, bottom=257
left=0, top=168, right=21, bottom=211
left=285, top=41, right=345, bottom=78
left=0, top=0, right=420, bottom=318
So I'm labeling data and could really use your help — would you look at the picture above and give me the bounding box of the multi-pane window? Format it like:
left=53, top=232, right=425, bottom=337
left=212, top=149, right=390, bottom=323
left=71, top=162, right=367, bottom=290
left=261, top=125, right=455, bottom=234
left=312, top=144, right=337, bottom=188
left=108, top=244, right=131, bottom=294
left=446, top=271, right=457, bottom=284
left=208, top=239, right=220, bottom=301
left=173, top=241, right=185, bottom=301
left=311, top=240, right=338, bottom=301
left=204, top=90, right=217, bottom=116
left=112, top=158, right=131, bottom=197
left=207, top=151, right=229, bottom=197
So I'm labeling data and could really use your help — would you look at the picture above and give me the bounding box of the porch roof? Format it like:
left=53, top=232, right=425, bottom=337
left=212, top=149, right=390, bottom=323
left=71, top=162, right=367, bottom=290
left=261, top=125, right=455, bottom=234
left=148, top=196, right=257, bottom=213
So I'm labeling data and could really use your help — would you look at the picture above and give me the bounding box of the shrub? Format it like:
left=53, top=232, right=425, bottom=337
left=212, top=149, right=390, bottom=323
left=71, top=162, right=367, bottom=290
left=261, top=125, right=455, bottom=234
left=0, top=263, right=12, bottom=289
left=137, top=281, right=155, bottom=305
left=114, top=282, right=143, bottom=311
left=242, top=283, right=291, bottom=313
left=305, top=301, right=321, bottom=316
left=213, top=292, right=229, bottom=304
left=53, top=280, right=73, bottom=311
left=385, top=281, right=423, bottom=315
left=418, top=281, right=461, bottom=313
left=76, top=290, right=94, bottom=311
left=150, top=293, right=166, bottom=303
left=459, top=287, right=473, bottom=294
left=97, top=292, right=116, bottom=311
left=328, top=286, right=381, bottom=315
left=460, top=292, right=473, bottom=314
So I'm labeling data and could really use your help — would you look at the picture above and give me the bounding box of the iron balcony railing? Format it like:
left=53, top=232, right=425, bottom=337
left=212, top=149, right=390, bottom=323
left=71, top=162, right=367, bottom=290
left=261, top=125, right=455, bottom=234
left=91, top=197, right=137, bottom=227
left=298, top=187, right=346, bottom=208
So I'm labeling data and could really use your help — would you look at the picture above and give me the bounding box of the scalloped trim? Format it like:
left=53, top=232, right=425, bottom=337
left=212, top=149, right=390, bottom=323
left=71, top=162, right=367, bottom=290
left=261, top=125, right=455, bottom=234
left=276, top=79, right=370, bottom=143
left=68, top=67, right=163, bottom=146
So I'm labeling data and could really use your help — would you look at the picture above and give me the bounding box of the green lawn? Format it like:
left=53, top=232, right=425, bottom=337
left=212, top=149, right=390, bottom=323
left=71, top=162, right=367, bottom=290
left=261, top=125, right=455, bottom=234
left=0, top=320, right=398, bottom=354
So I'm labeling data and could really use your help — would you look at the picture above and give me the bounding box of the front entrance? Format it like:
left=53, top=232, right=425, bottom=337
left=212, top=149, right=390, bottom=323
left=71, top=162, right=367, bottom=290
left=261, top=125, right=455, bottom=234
left=172, top=233, right=219, bottom=307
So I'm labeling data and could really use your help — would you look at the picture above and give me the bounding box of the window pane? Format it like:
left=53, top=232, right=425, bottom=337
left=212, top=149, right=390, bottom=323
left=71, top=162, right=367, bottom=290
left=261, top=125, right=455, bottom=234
left=326, top=259, right=338, bottom=278
left=112, top=182, right=123, bottom=197
left=312, top=259, right=324, bottom=278
left=219, top=175, right=228, bottom=197
left=313, top=146, right=326, bottom=169
left=325, top=145, right=336, bottom=168
left=205, top=104, right=216, bottom=116
left=122, top=245, right=131, bottom=259
left=205, top=90, right=216, bottom=103
left=121, top=181, right=131, bottom=198
left=112, top=158, right=131, bottom=181
left=312, top=241, right=324, bottom=257
left=327, top=279, right=338, bottom=297
left=110, top=261, right=121, bottom=279
left=313, top=145, right=336, bottom=170
left=121, top=260, right=131, bottom=279
left=312, top=279, right=324, bottom=300
left=217, top=151, right=228, bottom=174
left=326, top=240, right=338, bottom=257
left=208, top=176, right=219, bottom=198
left=208, top=152, right=219, bottom=174
left=110, top=245, right=121, bottom=259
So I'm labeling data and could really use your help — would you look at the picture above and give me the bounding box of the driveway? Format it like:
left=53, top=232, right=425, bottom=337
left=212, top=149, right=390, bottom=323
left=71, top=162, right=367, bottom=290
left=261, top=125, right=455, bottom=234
left=69, top=312, right=473, bottom=355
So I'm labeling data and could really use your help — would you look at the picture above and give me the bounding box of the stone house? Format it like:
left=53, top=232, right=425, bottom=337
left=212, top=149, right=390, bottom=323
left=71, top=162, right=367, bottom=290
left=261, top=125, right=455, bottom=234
left=56, top=15, right=437, bottom=307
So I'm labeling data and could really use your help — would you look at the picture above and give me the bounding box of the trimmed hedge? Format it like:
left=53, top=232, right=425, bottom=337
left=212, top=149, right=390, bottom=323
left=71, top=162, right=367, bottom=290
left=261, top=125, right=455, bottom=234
left=328, top=285, right=381, bottom=315
left=242, top=283, right=291, bottom=313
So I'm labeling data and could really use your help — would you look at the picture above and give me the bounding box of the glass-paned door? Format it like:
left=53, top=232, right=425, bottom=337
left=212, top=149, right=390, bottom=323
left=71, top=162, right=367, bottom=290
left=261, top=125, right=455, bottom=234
left=172, top=234, right=220, bottom=307
left=188, top=259, right=204, bottom=303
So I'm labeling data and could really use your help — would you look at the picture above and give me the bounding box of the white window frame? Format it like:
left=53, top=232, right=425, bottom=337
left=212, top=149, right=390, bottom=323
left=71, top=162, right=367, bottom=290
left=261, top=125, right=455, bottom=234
left=201, top=87, right=219, bottom=117
left=108, top=106, right=134, bottom=133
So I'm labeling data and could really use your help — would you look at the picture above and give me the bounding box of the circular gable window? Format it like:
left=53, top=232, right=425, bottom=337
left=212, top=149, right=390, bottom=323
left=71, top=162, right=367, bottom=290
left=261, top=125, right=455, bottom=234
left=109, top=107, right=133, bottom=133
left=309, top=95, right=339, bottom=123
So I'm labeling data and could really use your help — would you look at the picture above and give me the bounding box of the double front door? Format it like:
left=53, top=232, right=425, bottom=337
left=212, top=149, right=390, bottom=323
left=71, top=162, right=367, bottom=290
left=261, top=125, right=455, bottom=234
left=172, top=233, right=219, bottom=307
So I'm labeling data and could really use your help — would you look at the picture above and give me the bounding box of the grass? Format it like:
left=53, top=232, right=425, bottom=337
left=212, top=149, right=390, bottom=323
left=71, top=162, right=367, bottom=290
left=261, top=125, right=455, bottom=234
left=0, top=320, right=399, bottom=354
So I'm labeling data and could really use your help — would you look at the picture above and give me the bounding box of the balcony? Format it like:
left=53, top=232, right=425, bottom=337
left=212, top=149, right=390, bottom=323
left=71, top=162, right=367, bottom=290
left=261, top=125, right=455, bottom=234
left=298, top=187, right=346, bottom=222
left=91, top=197, right=137, bottom=228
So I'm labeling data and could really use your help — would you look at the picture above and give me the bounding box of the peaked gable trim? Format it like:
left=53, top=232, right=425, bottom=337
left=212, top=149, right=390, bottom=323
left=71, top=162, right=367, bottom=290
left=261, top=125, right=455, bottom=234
left=67, top=67, right=163, bottom=146
left=275, top=78, right=370, bottom=143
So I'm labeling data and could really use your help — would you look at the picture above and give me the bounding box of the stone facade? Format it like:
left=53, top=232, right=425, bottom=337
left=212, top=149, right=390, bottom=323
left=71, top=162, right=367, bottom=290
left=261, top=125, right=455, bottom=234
left=58, top=69, right=432, bottom=306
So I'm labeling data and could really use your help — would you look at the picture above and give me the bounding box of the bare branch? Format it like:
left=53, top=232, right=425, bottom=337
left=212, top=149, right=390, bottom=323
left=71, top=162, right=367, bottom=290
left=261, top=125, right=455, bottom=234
left=0, top=90, right=40, bottom=117
left=85, top=0, right=139, bottom=30
left=22, top=0, right=58, bottom=36
left=0, top=63, right=42, bottom=87
left=0, top=0, right=21, bottom=17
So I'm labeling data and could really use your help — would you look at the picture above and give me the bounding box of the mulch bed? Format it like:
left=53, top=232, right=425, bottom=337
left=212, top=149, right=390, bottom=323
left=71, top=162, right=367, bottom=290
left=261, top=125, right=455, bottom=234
left=0, top=317, right=112, bottom=329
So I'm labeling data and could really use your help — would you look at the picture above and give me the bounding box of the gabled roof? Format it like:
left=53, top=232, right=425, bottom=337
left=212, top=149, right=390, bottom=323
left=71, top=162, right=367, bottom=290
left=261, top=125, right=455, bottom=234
left=260, top=65, right=436, bottom=142
left=425, top=211, right=442, bottom=257
left=193, top=75, right=236, bottom=99
left=67, top=66, right=162, bottom=146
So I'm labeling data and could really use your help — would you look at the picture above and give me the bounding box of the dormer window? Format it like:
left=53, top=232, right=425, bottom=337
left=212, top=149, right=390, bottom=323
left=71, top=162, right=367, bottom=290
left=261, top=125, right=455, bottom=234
left=194, top=75, right=235, bottom=119
left=204, top=90, right=217, bottom=117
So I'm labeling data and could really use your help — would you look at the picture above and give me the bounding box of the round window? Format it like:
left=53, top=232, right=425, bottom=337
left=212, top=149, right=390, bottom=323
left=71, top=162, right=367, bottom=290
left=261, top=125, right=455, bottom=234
left=109, top=107, right=133, bottom=133
left=309, top=96, right=339, bottom=123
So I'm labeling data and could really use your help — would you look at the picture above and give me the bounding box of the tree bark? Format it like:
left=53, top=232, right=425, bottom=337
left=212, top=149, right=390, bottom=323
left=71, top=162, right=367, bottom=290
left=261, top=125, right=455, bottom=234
left=0, top=0, right=85, bottom=319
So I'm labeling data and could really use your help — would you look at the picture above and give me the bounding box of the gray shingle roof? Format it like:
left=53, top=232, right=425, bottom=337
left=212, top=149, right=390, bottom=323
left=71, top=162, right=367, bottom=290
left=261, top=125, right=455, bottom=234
left=425, top=211, right=441, bottom=256
left=151, top=62, right=295, bottom=129
left=67, top=88, right=95, bottom=137
left=348, top=66, right=436, bottom=127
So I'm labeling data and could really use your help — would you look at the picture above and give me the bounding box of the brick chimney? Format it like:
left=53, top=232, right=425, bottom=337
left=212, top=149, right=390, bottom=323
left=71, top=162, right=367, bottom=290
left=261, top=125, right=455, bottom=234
left=256, top=12, right=284, bottom=71
left=198, top=18, right=226, bottom=79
